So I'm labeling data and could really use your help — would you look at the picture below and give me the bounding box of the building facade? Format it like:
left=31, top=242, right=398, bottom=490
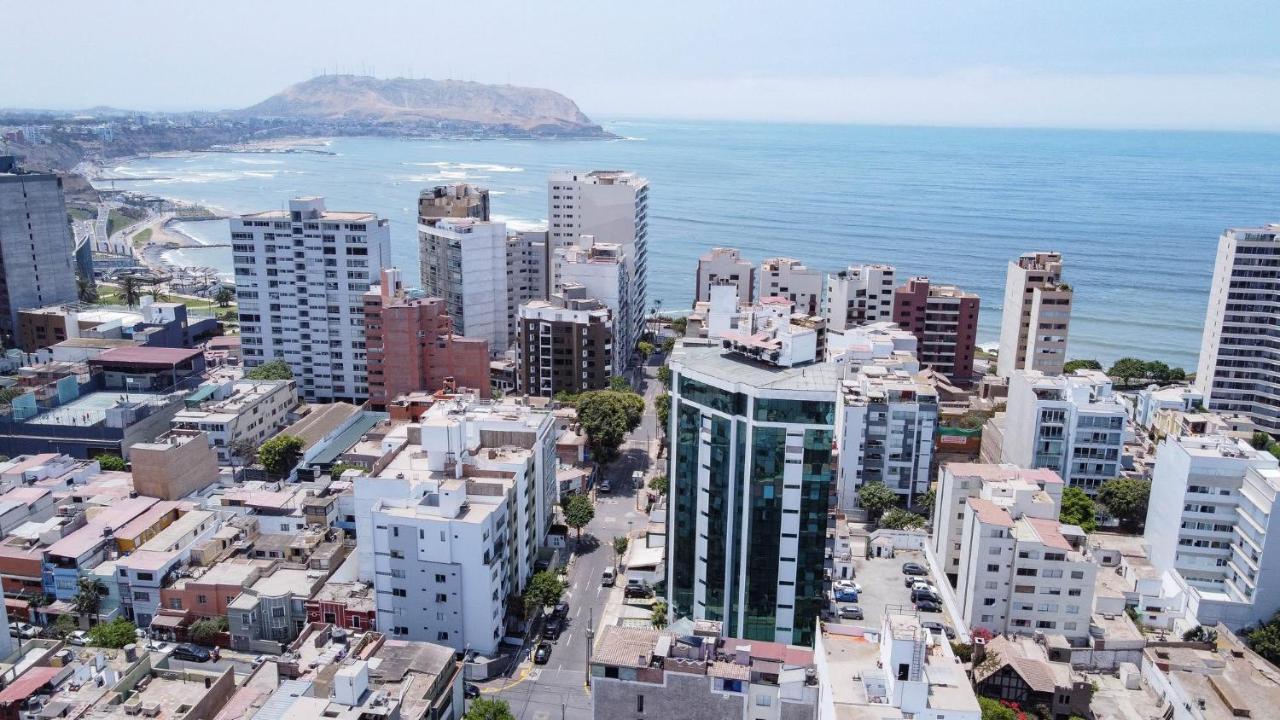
left=836, top=368, right=938, bottom=510
left=758, top=257, right=823, bottom=316
left=695, top=247, right=756, bottom=306
left=418, top=216, right=510, bottom=351
left=892, top=276, right=980, bottom=387
left=822, top=263, right=896, bottom=332
left=0, top=157, right=79, bottom=345
left=417, top=183, right=489, bottom=221
left=1196, top=225, right=1280, bottom=435
left=170, top=380, right=298, bottom=463
left=667, top=341, right=841, bottom=645
left=551, top=235, right=634, bottom=363
left=232, top=196, right=391, bottom=403
left=996, top=251, right=1073, bottom=378
left=363, top=268, right=490, bottom=408
left=516, top=287, right=614, bottom=397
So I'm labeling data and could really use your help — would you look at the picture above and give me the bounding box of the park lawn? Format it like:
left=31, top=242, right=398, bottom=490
left=107, top=209, right=136, bottom=236
left=67, top=207, right=94, bottom=222
left=133, top=228, right=152, bottom=244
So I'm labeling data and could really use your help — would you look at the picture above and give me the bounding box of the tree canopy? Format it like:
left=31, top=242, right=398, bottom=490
left=464, top=697, right=516, bottom=720
left=73, top=577, right=105, bottom=619
left=522, top=571, right=565, bottom=615
left=651, top=599, right=669, bottom=629
left=648, top=474, right=669, bottom=497
left=1106, top=357, right=1187, bottom=387
left=655, top=392, right=671, bottom=436
left=1059, top=486, right=1098, bottom=532
left=1097, top=478, right=1151, bottom=531
left=637, top=341, right=655, bottom=360
left=1063, top=359, right=1103, bottom=374
left=1247, top=611, right=1280, bottom=666
left=257, top=435, right=304, bottom=477
left=978, top=697, right=1019, bottom=720
left=95, top=454, right=127, bottom=472
left=857, top=482, right=899, bottom=522
left=245, top=359, right=294, bottom=381
left=562, top=494, right=595, bottom=539
left=189, top=617, right=228, bottom=644
left=576, top=390, right=644, bottom=463
left=88, top=618, right=137, bottom=648
left=879, top=508, right=927, bottom=530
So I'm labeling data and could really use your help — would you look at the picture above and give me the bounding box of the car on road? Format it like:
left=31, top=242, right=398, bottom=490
left=839, top=605, right=864, bottom=620
left=625, top=579, right=650, bottom=598
left=602, top=568, right=616, bottom=587
left=465, top=683, right=481, bottom=699
left=171, top=644, right=212, bottom=663
left=902, top=562, right=928, bottom=576
left=834, top=580, right=861, bottom=593
left=533, top=642, right=552, bottom=664
left=599, top=480, right=611, bottom=493
left=554, top=601, right=569, bottom=618
left=915, top=599, right=942, bottom=613
left=543, top=616, right=563, bottom=640
left=67, top=630, right=89, bottom=646
left=8, top=623, right=37, bottom=639
left=833, top=588, right=859, bottom=603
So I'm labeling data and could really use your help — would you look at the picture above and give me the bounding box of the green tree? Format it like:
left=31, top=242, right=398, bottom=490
left=657, top=364, right=672, bottom=389
left=655, top=392, right=670, bottom=435
left=52, top=614, right=77, bottom=639
left=1182, top=625, right=1217, bottom=643
left=72, top=577, right=105, bottom=621
left=1144, top=360, right=1172, bottom=385
left=88, top=618, right=137, bottom=648
left=562, top=494, right=595, bottom=540
left=612, top=535, right=630, bottom=568
left=119, top=276, right=145, bottom=308
left=214, top=286, right=235, bottom=307
left=552, top=390, right=580, bottom=407
left=857, top=481, right=898, bottom=522
left=1248, top=612, right=1280, bottom=665
left=879, top=508, right=927, bottom=530
left=576, top=391, right=644, bottom=464
left=257, top=435, right=304, bottom=478
left=1059, top=486, right=1098, bottom=532
left=648, top=474, right=669, bottom=497
left=95, top=454, right=127, bottom=472
left=244, top=359, right=294, bottom=381
left=918, top=488, right=937, bottom=518
left=1063, top=359, right=1102, bottom=374
left=661, top=337, right=676, bottom=354
left=1107, top=357, right=1149, bottom=387
left=522, top=571, right=565, bottom=615
left=464, top=697, right=516, bottom=720
left=608, top=375, right=634, bottom=393
left=1097, top=478, right=1151, bottom=531
left=651, top=599, right=669, bottom=629
left=978, top=696, right=1018, bottom=720
left=670, top=317, right=688, bottom=335
left=637, top=341, right=655, bottom=360
left=189, top=616, right=228, bottom=644
left=0, top=388, right=23, bottom=405
left=328, top=462, right=367, bottom=479
left=1253, top=431, right=1274, bottom=450
left=77, top=275, right=98, bottom=304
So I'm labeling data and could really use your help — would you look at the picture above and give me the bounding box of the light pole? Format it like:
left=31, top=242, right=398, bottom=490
left=584, top=607, right=594, bottom=688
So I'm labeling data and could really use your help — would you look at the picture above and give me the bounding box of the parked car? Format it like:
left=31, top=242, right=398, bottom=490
left=922, top=622, right=956, bottom=639
left=171, top=644, right=212, bottom=663
left=915, top=599, right=942, bottom=613
left=9, top=623, right=37, bottom=639
left=533, top=642, right=552, bottom=664
left=598, top=480, right=611, bottom=493
left=902, top=562, right=928, bottom=576
left=911, top=588, right=939, bottom=604
left=602, top=568, right=616, bottom=587
left=833, top=589, right=859, bottom=603
left=839, top=605, right=864, bottom=620
left=554, top=601, right=569, bottom=618
left=633, top=471, right=645, bottom=489
left=147, top=641, right=172, bottom=653
left=251, top=655, right=269, bottom=668
left=465, top=684, right=481, bottom=699
left=909, top=581, right=939, bottom=595
left=625, top=580, right=650, bottom=599
left=67, top=630, right=89, bottom=646
left=834, top=580, right=862, bottom=593
left=543, top=616, right=563, bottom=641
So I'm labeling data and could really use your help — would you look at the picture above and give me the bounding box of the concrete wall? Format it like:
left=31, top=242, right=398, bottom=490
left=592, top=670, right=745, bottom=720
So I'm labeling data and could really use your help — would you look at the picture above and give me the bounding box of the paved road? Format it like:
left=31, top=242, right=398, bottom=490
left=481, top=360, right=663, bottom=720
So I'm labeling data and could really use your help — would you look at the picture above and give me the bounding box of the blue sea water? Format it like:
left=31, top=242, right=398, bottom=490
left=102, top=121, right=1280, bottom=369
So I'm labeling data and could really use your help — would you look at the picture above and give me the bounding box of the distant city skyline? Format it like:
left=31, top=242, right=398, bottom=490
left=4, top=0, right=1279, bottom=131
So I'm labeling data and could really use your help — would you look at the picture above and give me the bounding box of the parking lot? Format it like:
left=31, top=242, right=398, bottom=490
left=828, top=548, right=951, bottom=635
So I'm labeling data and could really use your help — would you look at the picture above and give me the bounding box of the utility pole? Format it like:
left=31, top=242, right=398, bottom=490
left=585, top=608, right=594, bottom=687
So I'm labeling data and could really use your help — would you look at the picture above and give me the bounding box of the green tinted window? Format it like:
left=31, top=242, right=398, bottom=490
left=679, top=376, right=746, bottom=416
left=753, top=397, right=834, bottom=425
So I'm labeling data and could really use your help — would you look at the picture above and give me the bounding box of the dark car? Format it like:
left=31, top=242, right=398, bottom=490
left=921, top=621, right=945, bottom=635
left=171, top=644, right=212, bottom=662
left=554, top=601, right=569, bottom=618
left=911, top=588, right=939, bottom=604
left=902, top=562, right=928, bottom=576
left=464, top=684, right=481, bottom=699
left=833, top=589, right=859, bottom=603
left=543, top=616, right=562, bottom=640
left=916, top=600, right=941, bottom=613
left=533, top=642, right=552, bottom=664
left=625, top=580, right=650, bottom=599
left=839, top=605, right=864, bottom=620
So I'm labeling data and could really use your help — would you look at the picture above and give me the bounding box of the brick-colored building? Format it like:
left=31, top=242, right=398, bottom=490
left=305, top=581, right=376, bottom=632
left=892, top=276, right=980, bottom=387
left=159, top=558, right=272, bottom=620
left=517, top=285, right=614, bottom=397
left=363, top=269, right=490, bottom=410
left=129, top=430, right=220, bottom=501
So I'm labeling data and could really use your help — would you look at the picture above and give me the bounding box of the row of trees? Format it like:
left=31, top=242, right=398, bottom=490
left=1058, top=478, right=1152, bottom=532
left=1064, top=357, right=1188, bottom=388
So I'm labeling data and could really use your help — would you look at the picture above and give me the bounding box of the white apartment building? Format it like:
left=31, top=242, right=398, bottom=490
left=232, top=197, right=391, bottom=403
left=822, top=264, right=896, bottom=331
left=1225, top=463, right=1280, bottom=628
left=956, top=495, right=1096, bottom=641
left=547, top=170, right=648, bottom=363
left=759, top=257, right=823, bottom=316
left=171, top=380, right=297, bottom=463
left=836, top=366, right=938, bottom=510
left=825, top=321, right=920, bottom=370
left=667, top=340, right=842, bottom=646
left=1196, top=224, right=1280, bottom=435
left=931, top=463, right=1064, bottom=583
left=1133, top=384, right=1205, bottom=432
left=997, top=252, right=1073, bottom=377
left=695, top=247, right=755, bottom=305
left=551, top=234, right=634, bottom=360
left=505, top=229, right=548, bottom=342
left=1001, top=369, right=1127, bottom=493
left=419, top=217, right=510, bottom=351
left=354, top=398, right=557, bottom=655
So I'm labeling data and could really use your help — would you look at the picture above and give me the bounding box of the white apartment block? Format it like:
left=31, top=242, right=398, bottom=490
left=956, top=496, right=1096, bottom=641
left=997, top=251, right=1072, bottom=377
left=547, top=170, right=648, bottom=363
left=171, top=380, right=297, bottom=463
left=759, top=257, right=823, bottom=316
left=232, top=197, right=391, bottom=403
left=419, top=217, right=510, bottom=352
left=695, top=247, right=755, bottom=305
left=353, top=398, right=557, bottom=655
left=836, top=367, right=938, bottom=510
left=1225, top=463, right=1280, bottom=627
left=825, top=321, right=920, bottom=371
left=1132, top=384, right=1205, bottom=432
left=822, top=264, right=896, bottom=331
left=1001, top=369, right=1127, bottom=493
left=505, top=229, right=548, bottom=342
left=931, top=463, right=1064, bottom=583
left=1196, top=225, right=1280, bottom=435
left=551, top=234, right=634, bottom=361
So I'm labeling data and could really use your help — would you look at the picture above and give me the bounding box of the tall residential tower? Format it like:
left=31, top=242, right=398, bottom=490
left=0, top=157, right=79, bottom=344
left=996, top=251, right=1072, bottom=377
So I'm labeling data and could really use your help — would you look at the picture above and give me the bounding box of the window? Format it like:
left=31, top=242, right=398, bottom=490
left=755, top=695, right=772, bottom=707
left=437, top=632, right=449, bottom=641
left=436, top=593, right=448, bottom=603
left=197, top=594, right=208, bottom=604
left=133, top=591, right=150, bottom=601
left=435, top=574, right=447, bottom=583
left=637, top=696, right=644, bottom=713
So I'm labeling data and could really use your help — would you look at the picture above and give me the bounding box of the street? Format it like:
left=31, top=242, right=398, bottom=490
left=479, top=359, right=664, bottom=720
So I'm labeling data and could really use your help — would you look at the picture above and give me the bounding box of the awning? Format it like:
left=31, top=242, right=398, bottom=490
left=150, top=614, right=186, bottom=628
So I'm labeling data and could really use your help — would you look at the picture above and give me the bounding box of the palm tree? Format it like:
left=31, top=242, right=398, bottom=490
left=77, top=275, right=98, bottom=304
left=214, top=287, right=235, bottom=307
left=119, top=276, right=144, bottom=307
left=72, top=577, right=105, bottom=623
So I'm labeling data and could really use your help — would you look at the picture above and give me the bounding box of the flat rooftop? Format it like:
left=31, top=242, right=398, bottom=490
left=672, top=343, right=844, bottom=394
left=26, top=389, right=166, bottom=426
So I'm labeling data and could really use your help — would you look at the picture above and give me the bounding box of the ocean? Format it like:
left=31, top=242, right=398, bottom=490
left=101, top=121, right=1280, bottom=369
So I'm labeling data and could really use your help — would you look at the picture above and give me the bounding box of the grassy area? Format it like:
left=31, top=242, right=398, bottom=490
left=107, top=209, right=134, bottom=236
left=67, top=207, right=95, bottom=222
left=133, top=228, right=153, bottom=245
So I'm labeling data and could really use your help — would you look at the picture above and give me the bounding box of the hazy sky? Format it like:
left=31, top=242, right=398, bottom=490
left=5, top=0, right=1280, bottom=131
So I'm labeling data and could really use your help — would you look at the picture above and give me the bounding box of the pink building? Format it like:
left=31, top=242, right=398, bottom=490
left=363, top=269, right=490, bottom=409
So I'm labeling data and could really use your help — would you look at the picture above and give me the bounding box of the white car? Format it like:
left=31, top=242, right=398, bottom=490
left=834, top=580, right=861, bottom=593
left=67, top=630, right=90, bottom=646
left=9, top=622, right=37, bottom=639
left=910, top=580, right=939, bottom=595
